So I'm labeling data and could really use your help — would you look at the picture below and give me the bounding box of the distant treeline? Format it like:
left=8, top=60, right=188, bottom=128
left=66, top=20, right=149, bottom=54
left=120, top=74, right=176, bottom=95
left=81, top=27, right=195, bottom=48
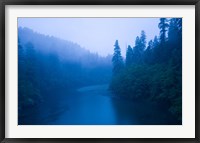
left=110, top=18, right=182, bottom=122
left=18, top=28, right=112, bottom=110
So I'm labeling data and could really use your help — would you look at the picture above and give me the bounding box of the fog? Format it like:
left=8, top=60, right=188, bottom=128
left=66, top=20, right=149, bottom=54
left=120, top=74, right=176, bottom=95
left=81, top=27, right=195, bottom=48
left=18, top=18, right=182, bottom=125
left=18, top=18, right=160, bottom=56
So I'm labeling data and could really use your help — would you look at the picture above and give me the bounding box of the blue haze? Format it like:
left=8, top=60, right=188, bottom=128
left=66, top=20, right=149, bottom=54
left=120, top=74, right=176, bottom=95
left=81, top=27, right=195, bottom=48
left=18, top=18, right=182, bottom=125
left=18, top=18, right=160, bottom=57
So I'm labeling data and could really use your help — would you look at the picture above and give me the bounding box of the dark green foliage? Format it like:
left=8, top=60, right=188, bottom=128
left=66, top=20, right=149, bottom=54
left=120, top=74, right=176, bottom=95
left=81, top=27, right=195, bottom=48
left=110, top=18, right=182, bottom=122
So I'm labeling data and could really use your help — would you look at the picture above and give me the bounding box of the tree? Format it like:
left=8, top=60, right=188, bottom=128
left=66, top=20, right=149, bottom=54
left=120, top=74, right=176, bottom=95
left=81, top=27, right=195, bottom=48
left=140, top=30, right=147, bottom=50
left=23, top=43, right=41, bottom=106
left=176, top=18, right=182, bottom=35
left=132, top=36, right=140, bottom=64
left=110, top=18, right=182, bottom=123
left=153, top=36, right=159, bottom=48
left=133, top=31, right=146, bottom=64
left=168, top=18, right=182, bottom=43
left=168, top=18, right=180, bottom=43
left=134, top=36, right=140, bottom=48
left=155, top=18, right=170, bottom=63
left=158, top=18, right=169, bottom=44
left=125, top=45, right=133, bottom=66
left=144, top=40, right=153, bottom=64
left=168, top=18, right=182, bottom=70
left=112, top=40, right=124, bottom=74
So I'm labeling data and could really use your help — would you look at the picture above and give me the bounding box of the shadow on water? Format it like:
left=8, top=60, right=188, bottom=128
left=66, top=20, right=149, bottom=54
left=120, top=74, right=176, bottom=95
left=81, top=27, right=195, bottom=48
left=111, top=98, right=180, bottom=125
left=18, top=88, right=71, bottom=125
left=19, top=84, right=180, bottom=125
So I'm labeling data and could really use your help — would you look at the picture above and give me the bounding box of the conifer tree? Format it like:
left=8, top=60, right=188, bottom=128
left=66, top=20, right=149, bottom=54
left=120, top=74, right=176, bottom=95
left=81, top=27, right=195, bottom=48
left=158, top=18, right=169, bottom=44
left=126, top=45, right=133, bottom=66
left=112, top=40, right=124, bottom=74
left=133, top=31, right=146, bottom=64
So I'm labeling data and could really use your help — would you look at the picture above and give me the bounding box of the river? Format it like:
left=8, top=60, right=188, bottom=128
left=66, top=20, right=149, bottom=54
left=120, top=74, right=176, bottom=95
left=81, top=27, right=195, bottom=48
left=19, top=84, right=180, bottom=125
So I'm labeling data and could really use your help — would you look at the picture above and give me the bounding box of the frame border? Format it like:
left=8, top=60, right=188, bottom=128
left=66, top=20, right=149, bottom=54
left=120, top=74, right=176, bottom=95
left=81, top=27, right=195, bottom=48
left=1, top=0, right=200, bottom=143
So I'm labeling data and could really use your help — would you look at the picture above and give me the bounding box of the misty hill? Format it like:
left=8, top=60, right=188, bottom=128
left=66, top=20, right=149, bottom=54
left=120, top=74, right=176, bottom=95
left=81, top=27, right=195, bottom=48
left=18, top=27, right=113, bottom=109
left=18, top=27, right=112, bottom=68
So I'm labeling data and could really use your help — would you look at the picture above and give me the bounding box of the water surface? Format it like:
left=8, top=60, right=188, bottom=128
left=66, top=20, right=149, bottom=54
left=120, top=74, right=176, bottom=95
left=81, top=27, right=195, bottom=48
left=19, top=84, right=179, bottom=125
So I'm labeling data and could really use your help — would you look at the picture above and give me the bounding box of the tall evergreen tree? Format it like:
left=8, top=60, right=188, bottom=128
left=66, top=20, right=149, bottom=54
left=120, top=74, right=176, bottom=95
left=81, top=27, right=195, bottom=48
left=133, top=31, right=146, bottom=64
left=168, top=18, right=182, bottom=68
left=153, top=36, right=159, bottom=48
left=140, top=30, right=147, bottom=50
left=133, top=36, right=140, bottom=64
left=168, top=18, right=180, bottom=43
left=147, top=40, right=153, bottom=50
left=158, top=18, right=169, bottom=44
left=151, top=36, right=160, bottom=63
left=112, top=40, right=124, bottom=74
left=126, top=45, right=133, bottom=66
left=135, top=36, right=140, bottom=47
left=144, top=40, right=153, bottom=64
left=168, top=18, right=182, bottom=42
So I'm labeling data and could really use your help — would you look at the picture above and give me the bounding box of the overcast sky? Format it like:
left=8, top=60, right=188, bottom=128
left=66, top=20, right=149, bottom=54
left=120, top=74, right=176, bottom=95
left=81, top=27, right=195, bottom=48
left=18, top=18, right=160, bottom=57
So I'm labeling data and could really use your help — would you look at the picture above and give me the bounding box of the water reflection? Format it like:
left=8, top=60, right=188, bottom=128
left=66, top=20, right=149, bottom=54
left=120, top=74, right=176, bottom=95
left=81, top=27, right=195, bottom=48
left=19, top=84, right=180, bottom=125
left=52, top=84, right=117, bottom=125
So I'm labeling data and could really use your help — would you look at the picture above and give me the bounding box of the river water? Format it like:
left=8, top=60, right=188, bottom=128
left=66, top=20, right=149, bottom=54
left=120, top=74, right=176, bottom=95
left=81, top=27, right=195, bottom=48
left=19, top=84, right=180, bottom=125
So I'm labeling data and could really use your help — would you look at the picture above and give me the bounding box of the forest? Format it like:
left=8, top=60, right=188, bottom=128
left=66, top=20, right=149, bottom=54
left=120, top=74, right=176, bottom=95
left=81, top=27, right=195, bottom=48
left=18, top=27, right=112, bottom=120
left=18, top=18, right=182, bottom=125
left=110, top=18, right=182, bottom=122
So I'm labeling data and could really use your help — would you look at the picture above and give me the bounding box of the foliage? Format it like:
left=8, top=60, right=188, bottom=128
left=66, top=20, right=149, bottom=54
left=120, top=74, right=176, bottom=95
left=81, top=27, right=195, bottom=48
left=110, top=18, right=182, bottom=122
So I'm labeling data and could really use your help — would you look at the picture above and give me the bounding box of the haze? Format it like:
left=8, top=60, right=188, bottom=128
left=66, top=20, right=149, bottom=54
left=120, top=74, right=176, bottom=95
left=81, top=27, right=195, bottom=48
left=18, top=18, right=160, bottom=56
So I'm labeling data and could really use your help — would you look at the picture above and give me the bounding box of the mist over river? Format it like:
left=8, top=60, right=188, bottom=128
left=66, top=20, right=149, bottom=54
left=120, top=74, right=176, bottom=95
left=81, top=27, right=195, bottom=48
left=19, top=84, right=179, bottom=125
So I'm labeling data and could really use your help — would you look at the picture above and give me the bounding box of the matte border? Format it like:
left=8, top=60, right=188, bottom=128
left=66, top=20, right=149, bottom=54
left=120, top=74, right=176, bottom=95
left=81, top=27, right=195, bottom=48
left=0, top=0, right=199, bottom=143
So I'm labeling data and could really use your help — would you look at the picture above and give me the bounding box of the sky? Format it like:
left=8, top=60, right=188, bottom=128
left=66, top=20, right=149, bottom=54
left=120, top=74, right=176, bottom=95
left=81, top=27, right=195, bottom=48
left=18, top=18, right=160, bottom=57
